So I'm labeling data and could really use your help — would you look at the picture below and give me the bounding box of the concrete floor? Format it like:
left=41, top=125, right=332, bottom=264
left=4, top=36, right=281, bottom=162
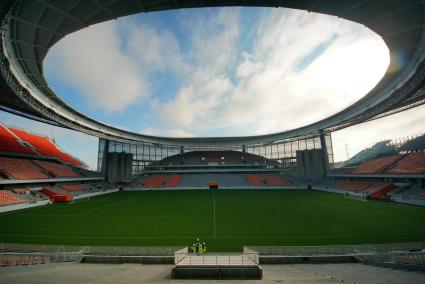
left=0, top=262, right=424, bottom=284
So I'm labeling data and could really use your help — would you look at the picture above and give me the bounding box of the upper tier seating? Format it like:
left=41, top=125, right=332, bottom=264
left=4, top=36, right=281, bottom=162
left=351, top=155, right=401, bottom=174
left=10, top=128, right=83, bottom=166
left=0, top=157, right=48, bottom=179
left=0, top=124, right=36, bottom=155
left=246, top=174, right=292, bottom=186
left=344, top=140, right=395, bottom=166
left=389, top=152, right=425, bottom=174
left=206, top=152, right=222, bottom=164
left=152, top=150, right=274, bottom=166
left=337, top=181, right=372, bottom=192
left=34, top=160, right=80, bottom=177
left=143, top=175, right=181, bottom=188
left=61, top=184, right=86, bottom=191
left=0, top=191, right=23, bottom=206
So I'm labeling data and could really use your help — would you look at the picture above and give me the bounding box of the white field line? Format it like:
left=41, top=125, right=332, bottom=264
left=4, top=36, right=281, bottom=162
left=17, top=199, right=124, bottom=217
left=1, top=233, right=419, bottom=240
left=213, top=191, right=217, bottom=239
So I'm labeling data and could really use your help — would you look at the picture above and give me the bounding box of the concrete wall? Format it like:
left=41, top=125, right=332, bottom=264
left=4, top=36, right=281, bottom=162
left=296, top=149, right=329, bottom=180
left=105, top=153, right=133, bottom=182
left=180, top=174, right=249, bottom=187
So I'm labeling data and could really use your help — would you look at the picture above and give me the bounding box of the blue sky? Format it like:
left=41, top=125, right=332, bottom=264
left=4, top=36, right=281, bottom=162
left=1, top=7, right=424, bottom=169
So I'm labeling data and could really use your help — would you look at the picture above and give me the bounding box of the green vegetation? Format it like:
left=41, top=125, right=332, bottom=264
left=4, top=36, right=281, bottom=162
left=1, top=189, right=424, bottom=251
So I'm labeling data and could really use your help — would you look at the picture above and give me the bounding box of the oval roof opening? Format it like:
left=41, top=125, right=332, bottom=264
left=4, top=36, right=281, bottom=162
left=45, top=7, right=389, bottom=138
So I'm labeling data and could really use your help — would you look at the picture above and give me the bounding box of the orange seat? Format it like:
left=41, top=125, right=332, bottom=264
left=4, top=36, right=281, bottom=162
left=337, top=181, right=372, bottom=191
left=143, top=176, right=181, bottom=188
left=61, top=184, right=86, bottom=191
left=34, top=160, right=80, bottom=177
left=0, top=157, right=48, bottom=179
left=0, top=191, right=23, bottom=206
left=40, top=188, right=72, bottom=203
left=390, top=152, right=425, bottom=174
left=246, top=174, right=292, bottom=186
left=351, top=155, right=401, bottom=174
left=10, top=128, right=83, bottom=166
left=0, top=124, right=36, bottom=155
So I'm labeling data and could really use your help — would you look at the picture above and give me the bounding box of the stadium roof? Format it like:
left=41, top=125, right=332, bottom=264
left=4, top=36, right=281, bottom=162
left=1, top=0, right=425, bottom=146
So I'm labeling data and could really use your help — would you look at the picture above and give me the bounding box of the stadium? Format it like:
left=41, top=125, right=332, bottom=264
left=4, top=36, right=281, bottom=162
left=0, top=0, right=425, bottom=282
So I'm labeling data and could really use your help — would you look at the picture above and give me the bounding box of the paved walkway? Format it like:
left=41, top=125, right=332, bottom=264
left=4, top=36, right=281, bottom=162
left=1, top=263, right=424, bottom=283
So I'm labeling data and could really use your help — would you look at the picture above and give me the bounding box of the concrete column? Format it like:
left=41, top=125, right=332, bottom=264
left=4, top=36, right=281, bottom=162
left=101, top=139, right=110, bottom=178
left=319, top=129, right=330, bottom=173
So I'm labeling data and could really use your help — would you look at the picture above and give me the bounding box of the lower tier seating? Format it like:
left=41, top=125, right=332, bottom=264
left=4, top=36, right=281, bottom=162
left=0, top=255, right=49, bottom=267
left=365, top=183, right=394, bottom=200
left=337, top=181, right=394, bottom=200
left=40, top=188, right=72, bottom=202
left=0, top=157, right=48, bottom=179
left=143, top=175, right=182, bottom=188
left=61, top=184, right=86, bottom=191
left=337, top=181, right=372, bottom=192
left=12, top=189, right=31, bottom=194
left=0, top=191, right=23, bottom=206
left=246, top=175, right=292, bottom=186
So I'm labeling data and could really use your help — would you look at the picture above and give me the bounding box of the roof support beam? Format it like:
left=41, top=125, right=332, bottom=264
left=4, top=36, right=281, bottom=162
left=366, top=1, right=422, bottom=27
left=34, top=0, right=89, bottom=27
left=10, top=17, right=65, bottom=37
left=89, top=0, right=117, bottom=19
left=10, top=39, right=48, bottom=50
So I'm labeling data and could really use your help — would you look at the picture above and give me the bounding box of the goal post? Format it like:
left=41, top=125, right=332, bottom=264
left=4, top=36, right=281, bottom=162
left=344, top=191, right=368, bottom=201
left=70, top=196, right=91, bottom=204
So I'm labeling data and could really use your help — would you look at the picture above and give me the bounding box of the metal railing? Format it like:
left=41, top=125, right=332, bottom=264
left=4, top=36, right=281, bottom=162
left=0, top=243, right=183, bottom=256
left=0, top=250, right=83, bottom=266
left=354, top=250, right=425, bottom=266
left=246, top=242, right=425, bottom=256
left=174, top=247, right=259, bottom=266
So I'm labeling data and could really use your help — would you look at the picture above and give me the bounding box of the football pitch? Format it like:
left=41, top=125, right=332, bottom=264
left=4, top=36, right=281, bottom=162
left=1, top=189, right=424, bottom=251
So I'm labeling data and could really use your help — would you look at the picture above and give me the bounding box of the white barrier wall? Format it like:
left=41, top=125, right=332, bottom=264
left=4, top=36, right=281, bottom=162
left=0, top=189, right=119, bottom=213
left=0, top=200, right=49, bottom=213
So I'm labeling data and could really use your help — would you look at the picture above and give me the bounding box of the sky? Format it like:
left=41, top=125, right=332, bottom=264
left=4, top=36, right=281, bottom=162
left=1, top=7, right=424, bottom=169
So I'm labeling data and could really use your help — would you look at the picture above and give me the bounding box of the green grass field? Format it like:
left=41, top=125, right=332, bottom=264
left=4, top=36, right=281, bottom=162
left=1, top=189, right=424, bottom=251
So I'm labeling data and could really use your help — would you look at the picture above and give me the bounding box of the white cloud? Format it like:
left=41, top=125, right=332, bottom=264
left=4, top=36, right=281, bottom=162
left=236, top=52, right=257, bottom=78
left=157, top=75, right=234, bottom=130
left=45, top=22, right=149, bottom=113
left=122, top=21, right=189, bottom=76
left=185, top=8, right=241, bottom=73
